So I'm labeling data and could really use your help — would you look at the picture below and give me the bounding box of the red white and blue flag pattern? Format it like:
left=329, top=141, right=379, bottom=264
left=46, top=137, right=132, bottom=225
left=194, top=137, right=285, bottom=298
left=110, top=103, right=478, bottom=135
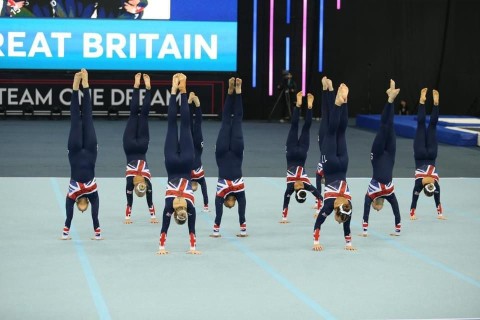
left=367, top=179, right=395, bottom=200
left=216, top=178, right=245, bottom=198
left=324, top=180, right=351, bottom=201
left=126, top=160, right=151, bottom=180
left=67, top=178, right=98, bottom=200
left=165, top=178, right=195, bottom=205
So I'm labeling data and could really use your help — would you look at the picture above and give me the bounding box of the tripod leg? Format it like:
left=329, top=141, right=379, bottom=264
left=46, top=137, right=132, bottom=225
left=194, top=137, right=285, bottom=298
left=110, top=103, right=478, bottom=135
left=285, top=90, right=292, bottom=118
left=268, top=91, right=284, bottom=120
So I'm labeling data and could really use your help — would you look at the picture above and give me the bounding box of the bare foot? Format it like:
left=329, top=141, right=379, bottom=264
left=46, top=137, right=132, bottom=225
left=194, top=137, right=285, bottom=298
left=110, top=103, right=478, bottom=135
left=188, top=92, right=195, bottom=104
left=335, top=84, right=347, bottom=106
left=437, top=214, right=447, bottom=220
left=345, top=245, right=357, bottom=251
left=228, top=77, right=235, bottom=95
left=156, top=249, right=169, bottom=255
left=124, top=218, right=133, bottom=224
left=193, top=95, right=200, bottom=107
left=419, top=88, right=427, bottom=105
left=326, top=78, right=333, bottom=91
left=143, top=73, right=151, bottom=90
left=187, top=249, right=202, bottom=255
left=321, top=76, right=328, bottom=91
left=433, top=89, right=439, bottom=106
left=307, top=93, right=314, bottom=109
left=171, top=74, right=179, bottom=95
left=235, top=78, right=242, bottom=94
left=178, top=73, right=187, bottom=94
left=340, top=83, right=349, bottom=102
left=358, top=233, right=368, bottom=237
left=150, top=217, right=159, bottom=224
left=296, top=91, right=303, bottom=107
left=73, top=72, right=82, bottom=91
left=312, top=243, right=324, bottom=251
left=81, top=68, right=89, bottom=88
left=386, top=79, right=400, bottom=103
left=410, top=215, right=417, bottom=220
left=134, top=73, right=141, bottom=88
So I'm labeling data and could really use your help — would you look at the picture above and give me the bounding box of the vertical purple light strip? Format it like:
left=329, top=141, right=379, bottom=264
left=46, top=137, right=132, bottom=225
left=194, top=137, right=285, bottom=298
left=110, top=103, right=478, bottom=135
left=268, top=0, right=274, bottom=96
left=252, top=0, right=258, bottom=87
left=337, top=0, right=341, bottom=10
left=301, top=0, right=307, bottom=95
left=286, top=0, right=291, bottom=24
left=318, top=0, right=324, bottom=72
left=285, top=37, right=290, bottom=71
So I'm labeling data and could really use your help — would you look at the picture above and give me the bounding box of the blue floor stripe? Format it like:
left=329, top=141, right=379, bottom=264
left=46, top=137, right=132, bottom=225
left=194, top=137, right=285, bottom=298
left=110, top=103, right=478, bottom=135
left=362, top=227, right=480, bottom=289
left=50, top=178, right=112, bottom=320
left=199, top=214, right=336, bottom=320
left=365, top=181, right=480, bottom=289
left=262, top=177, right=480, bottom=289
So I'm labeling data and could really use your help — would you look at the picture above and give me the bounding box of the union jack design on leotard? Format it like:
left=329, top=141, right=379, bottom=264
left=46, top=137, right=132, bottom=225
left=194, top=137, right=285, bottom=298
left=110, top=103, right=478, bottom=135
left=286, top=166, right=311, bottom=185
left=165, top=178, right=195, bottom=205
left=367, top=179, right=395, bottom=200
left=216, top=178, right=245, bottom=198
left=191, top=166, right=205, bottom=180
left=415, top=165, right=439, bottom=181
left=68, top=178, right=98, bottom=200
left=126, top=160, right=151, bottom=180
left=324, top=180, right=351, bottom=201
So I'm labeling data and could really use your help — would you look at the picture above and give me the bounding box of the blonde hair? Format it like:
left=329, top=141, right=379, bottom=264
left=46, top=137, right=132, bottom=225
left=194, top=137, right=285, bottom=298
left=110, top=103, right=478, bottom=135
left=191, top=181, right=198, bottom=191
left=76, top=197, right=89, bottom=212
left=133, top=175, right=147, bottom=197
left=224, top=194, right=236, bottom=208
left=173, top=197, right=188, bottom=225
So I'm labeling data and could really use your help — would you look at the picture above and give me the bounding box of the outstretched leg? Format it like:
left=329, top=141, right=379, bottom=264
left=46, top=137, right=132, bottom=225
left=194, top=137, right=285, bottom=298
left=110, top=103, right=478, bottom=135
left=138, top=74, right=151, bottom=141
left=68, top=72, right=83, bottom=152
left=336, top=84, right=349, bottom=166
left=414, top=88, right=428, bottom=160
left=426, top=90, right=439, bottom=160
left=123, top=74, right=141, bottom=150
left=231, top=78, right=245, bottom=155
left=80, top=70, right=97, bottom=151
left=178, top=74, right=194, bottom=165
left=298, top=93, right=313, bottom=151
left=286, top=92, right=302, bottom=149
left=215, top=78, right=235, bottom=153
left=384, top=80, right=399, bottom=156
left=164, top=74, right=180, bottom=160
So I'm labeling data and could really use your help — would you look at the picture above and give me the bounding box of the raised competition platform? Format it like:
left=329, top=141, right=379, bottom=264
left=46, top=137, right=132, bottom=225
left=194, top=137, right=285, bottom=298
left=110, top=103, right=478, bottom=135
left=356, top=115, right=480, bottom=146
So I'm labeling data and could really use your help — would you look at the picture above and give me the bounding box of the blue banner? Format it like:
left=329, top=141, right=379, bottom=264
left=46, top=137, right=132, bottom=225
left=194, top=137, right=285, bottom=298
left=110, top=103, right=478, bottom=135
left=0, top=18, right=237, bottom=71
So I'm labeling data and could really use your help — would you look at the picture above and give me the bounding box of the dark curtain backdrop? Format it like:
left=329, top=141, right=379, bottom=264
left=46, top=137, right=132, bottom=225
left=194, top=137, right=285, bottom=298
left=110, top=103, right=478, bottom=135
left=238, top=0, right=480, bottom=119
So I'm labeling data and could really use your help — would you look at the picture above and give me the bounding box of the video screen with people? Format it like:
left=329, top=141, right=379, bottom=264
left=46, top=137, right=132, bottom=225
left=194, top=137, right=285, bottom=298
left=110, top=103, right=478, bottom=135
left=0, top=0, right=238, bottom=71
